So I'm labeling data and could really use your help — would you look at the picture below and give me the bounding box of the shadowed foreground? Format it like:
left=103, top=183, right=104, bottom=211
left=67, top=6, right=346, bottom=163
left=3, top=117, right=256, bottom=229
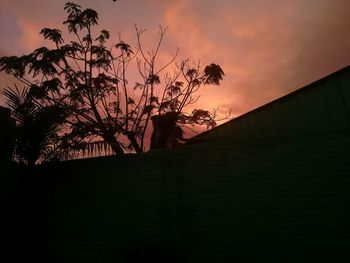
left=1, top=66, right=350, bottom=262
left=1, top=131, right=349, bottom=262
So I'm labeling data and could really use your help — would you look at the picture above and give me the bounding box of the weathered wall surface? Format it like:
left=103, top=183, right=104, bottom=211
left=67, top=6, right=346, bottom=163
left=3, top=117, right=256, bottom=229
left=12, top=132, right=347, bottom=263
left=0, top=106, right=15, bottom=162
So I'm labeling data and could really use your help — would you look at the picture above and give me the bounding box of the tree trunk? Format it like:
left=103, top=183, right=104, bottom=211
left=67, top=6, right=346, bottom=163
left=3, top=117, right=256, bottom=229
left=104, top=136, right=124, bottom=155
left=127, top=133, right=142, bottom=153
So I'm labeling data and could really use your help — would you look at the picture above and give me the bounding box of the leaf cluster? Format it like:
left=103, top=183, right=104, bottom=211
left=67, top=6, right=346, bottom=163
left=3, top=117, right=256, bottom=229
left=0, top=1, right=228, bottom=160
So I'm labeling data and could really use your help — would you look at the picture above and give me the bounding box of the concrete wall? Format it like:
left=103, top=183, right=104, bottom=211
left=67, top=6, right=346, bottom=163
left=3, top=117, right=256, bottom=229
left=4, top=132, right=347, bottom=263
left=0, top=106, right=15, bottom=161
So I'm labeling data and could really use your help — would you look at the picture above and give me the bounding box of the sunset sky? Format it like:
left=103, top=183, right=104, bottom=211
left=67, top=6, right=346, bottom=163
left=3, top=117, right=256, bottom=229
left=1, top=0, right=350, bottom=120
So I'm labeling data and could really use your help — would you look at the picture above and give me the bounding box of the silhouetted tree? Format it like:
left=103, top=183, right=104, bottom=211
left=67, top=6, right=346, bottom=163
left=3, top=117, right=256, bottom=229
left=150, top=112, right=184, bottom=149
left=3, top=86, right=68, bottom=166
left=0, top=2, right=226, bottom=156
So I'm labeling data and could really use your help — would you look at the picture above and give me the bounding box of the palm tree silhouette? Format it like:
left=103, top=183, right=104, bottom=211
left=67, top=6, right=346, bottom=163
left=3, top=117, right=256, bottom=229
left=4, top=86, right=67, bottom=166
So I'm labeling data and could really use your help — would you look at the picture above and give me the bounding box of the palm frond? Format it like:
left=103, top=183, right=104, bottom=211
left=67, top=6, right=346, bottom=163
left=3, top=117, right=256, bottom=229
left=3, top=84, right=37, bottom=124
left=80, top=140, right=112, bottom=158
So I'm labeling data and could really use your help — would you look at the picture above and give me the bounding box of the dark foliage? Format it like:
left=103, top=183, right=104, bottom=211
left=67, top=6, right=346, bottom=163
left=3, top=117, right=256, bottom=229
left=3, top=86, right=68, bottom=165
left=0, top=1, right=227, bottom=159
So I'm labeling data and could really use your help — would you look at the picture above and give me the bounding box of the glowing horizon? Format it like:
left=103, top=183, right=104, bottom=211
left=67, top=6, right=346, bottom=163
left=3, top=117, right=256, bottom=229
left=1, top=0, right=350, bottom=120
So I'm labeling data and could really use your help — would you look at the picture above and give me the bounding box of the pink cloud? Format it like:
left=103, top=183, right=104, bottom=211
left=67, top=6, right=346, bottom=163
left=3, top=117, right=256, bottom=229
left=157, top=0, right=350, bottom=117
left=1, top=0, right=350, bottom=121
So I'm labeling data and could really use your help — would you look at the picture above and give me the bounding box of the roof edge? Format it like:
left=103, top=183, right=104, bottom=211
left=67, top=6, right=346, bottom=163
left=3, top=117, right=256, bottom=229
left=188, top=64, right=350, bottom=142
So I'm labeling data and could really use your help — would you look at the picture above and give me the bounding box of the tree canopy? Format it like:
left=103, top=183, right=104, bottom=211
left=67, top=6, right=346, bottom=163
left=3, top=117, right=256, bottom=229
left=0, top=1, right=226, bottom=163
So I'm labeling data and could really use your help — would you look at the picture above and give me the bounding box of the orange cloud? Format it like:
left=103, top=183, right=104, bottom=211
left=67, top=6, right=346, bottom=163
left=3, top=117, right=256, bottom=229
left=156, top=0, right=350, bottom=117
left=1, top=0, right=350, bottom=120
